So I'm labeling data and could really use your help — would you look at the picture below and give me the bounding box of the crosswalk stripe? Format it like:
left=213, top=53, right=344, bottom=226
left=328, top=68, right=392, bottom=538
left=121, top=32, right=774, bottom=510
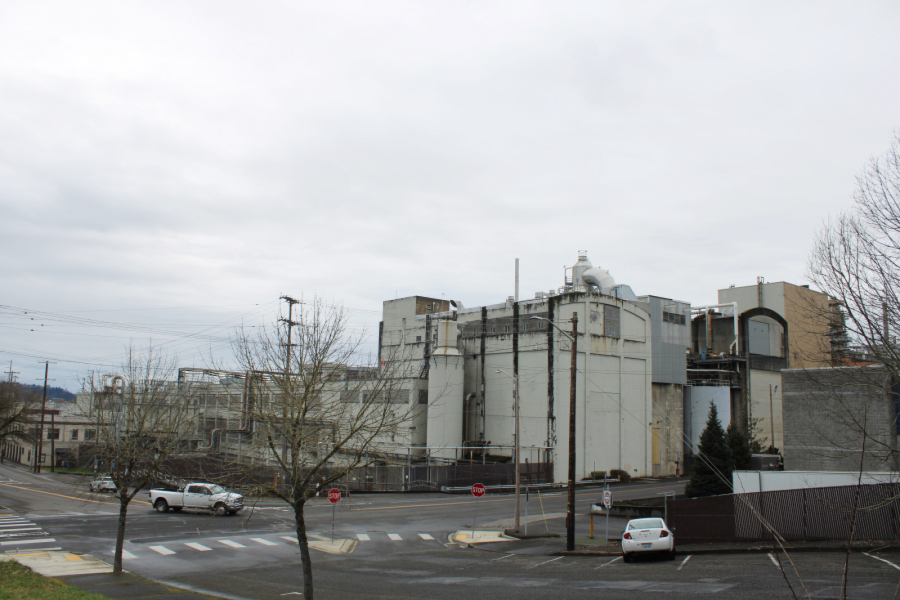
left=0, top=528, right=41, bottom=533
left=149, top=546, right=175, bottom=555
left=218, top=540, right=245, bottom=548
left=185, top=543, right=212, bottom=551
left=418, top=533, right=435, bottom=540
left=250, top=538, right=277, bottom=546
left=121, top=550, right=137, bottom=559
left=387, top=534, right=402, bottom=541
left=0, top=538, right=56, bottom=546
left=280, top=536, right=299, bottom=544
left=356, top=534, right=370, bottom=541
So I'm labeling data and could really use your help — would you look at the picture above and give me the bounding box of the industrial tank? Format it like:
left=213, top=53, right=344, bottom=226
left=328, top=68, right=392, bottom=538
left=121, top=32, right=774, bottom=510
left=571, top=251, right=594, bottom=288
left=426, top=320, right=464, bottom=460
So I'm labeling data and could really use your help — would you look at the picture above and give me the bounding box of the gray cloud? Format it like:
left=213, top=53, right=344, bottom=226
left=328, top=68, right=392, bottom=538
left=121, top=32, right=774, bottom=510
left=1, top=1, right=899, bottom=386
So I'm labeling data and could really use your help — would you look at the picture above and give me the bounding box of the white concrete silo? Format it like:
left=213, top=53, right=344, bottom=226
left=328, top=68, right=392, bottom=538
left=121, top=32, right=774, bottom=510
left=426, top=320, right=465, bottom=461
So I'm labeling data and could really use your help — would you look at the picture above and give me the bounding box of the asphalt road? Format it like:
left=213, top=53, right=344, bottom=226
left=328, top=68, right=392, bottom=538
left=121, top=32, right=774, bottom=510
left=2, top=462, right=899, bottom=599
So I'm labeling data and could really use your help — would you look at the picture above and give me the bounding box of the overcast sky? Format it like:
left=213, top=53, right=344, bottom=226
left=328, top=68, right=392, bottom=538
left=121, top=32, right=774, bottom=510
left=1, top=2, right=899, bottom=390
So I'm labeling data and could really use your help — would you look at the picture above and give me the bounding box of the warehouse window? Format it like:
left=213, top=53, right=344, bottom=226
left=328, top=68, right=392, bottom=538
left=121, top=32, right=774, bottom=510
left=603, top=305, right=620, bottom=338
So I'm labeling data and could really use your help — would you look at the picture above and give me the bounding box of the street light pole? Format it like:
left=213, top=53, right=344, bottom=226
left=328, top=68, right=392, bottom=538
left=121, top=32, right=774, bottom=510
left=531, top=314, right=578, bottom=551
left=495, top=368, right=520, bottom=532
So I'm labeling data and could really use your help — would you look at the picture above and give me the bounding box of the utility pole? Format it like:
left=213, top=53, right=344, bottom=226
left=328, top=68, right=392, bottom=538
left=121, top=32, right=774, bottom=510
left=514, top=371, right=520, bottom=532
left=566, top=312, right=578, bottom=552
left=279, top=296, right=299, bottom=467
left=527, top=313, right=578, bottom=550
left=34, top=362, right=49, bottom=473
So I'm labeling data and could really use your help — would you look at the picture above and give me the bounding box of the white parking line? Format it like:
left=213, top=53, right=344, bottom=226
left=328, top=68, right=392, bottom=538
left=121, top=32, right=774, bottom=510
left=251, top=538, right=278, bottom=546
left=526, top=556, right=563, bottom=569
left=490, top=554, right=514, bottom=562
left=767, top=553, right=782, bottom=569
left=121, top=550, right=137, bottom=559
left=418, top=533, right=435, bottom=540
left=594, top=557, right=622, bottom=569
left=677, top=555, right=692, bottom=571
left=218, top=540, right=246, bottom=548
left=357, top=534, right=370, bottom=541
left=280, top=536, right=299, bottom=544
left=0, top=538, right=56, bottom=546
left=864, top=552, right=900, bottom=572
left=185, top=543, right=212, bottom=552
left=387, top=534, right=402, bottom=541
left=149, top=545, right=175, bottom=555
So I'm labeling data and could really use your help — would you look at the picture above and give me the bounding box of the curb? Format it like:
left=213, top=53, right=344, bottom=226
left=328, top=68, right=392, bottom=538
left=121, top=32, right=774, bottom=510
left=559, top=544, right=900, bottom=557
left=503, top=529, right=561, bottom=540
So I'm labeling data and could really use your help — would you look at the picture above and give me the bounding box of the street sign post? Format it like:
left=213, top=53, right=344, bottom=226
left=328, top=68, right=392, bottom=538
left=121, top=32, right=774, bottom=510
left=604, top=486, right=612, bottom=543
left=471, top=483, right=485, bottom=541
left=328, top=489, right=341, bottom=542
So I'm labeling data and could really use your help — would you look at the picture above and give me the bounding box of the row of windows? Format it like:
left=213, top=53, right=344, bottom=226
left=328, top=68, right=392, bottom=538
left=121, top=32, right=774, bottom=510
left=34, top=428, right=95, bottom=441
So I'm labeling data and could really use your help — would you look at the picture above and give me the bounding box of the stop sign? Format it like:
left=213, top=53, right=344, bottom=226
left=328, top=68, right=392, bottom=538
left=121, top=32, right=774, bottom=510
left=328, top=488, right=341, bottom=504
left=471, top=483, right=486, bottom=497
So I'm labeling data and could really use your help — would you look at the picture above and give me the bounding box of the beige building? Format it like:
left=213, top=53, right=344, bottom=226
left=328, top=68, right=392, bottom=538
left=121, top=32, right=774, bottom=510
left=718, top=280, right=835, bottom=368
left=3, top=400, right=98, bottom=469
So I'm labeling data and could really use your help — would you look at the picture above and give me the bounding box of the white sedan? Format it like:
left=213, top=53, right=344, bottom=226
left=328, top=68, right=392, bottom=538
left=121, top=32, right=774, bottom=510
left=621, top=517, right=675, bottom=562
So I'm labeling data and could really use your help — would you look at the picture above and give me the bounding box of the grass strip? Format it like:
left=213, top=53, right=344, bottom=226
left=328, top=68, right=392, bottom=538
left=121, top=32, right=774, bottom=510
left=0, top=560, right=107, bottom=600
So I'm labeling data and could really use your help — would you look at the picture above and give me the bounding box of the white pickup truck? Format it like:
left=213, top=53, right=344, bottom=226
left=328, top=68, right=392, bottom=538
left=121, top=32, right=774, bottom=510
left=149, top=483, right=244, bottom=515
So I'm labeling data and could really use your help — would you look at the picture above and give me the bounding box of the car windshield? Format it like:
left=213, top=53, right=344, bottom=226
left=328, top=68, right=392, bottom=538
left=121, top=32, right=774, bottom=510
left=628, top=519, right=664, bottom=530
left=208, top=485, right=226, bottom=494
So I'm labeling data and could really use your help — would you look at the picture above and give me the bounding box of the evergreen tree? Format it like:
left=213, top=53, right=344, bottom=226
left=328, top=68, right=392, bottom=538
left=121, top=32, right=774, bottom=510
left=726, top=422, right=752, bottom=471
left=685, top=402, right=733, bottom=498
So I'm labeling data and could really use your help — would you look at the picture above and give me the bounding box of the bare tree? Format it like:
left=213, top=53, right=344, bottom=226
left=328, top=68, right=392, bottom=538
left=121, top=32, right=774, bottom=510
left=808, top=131, right=900, bottom=373
left=0, top=381, right=39, bottom=457
left=230, top=296, right=420, bottom=600
left=79, top=346, right=198, bottom=574
left=800, top=132, right=900, bottom=599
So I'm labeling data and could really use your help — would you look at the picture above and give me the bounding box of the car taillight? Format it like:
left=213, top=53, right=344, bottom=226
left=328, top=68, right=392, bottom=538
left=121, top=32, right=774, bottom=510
left=660, top=531, right=669, bottom=538
left=623, top=532, right=632, bottom=540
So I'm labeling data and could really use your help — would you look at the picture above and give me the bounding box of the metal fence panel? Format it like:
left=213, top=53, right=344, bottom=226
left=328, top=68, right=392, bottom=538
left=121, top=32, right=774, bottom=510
left=667, top=483, right=900, bottom=544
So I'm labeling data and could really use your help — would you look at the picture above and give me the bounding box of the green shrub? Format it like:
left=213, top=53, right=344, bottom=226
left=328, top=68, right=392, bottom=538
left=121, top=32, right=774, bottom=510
left=610, top=469, right=631, bottom=483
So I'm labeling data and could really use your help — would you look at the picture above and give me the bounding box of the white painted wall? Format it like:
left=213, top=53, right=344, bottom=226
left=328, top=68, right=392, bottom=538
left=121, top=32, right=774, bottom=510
left=734, top=470, right=900, bottom=493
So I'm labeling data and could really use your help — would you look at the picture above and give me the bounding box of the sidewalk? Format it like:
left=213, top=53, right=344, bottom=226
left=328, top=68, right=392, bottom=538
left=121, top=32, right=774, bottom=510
left=60, top=572, right=229, bottom=599
left=3, top=550, right=231, bottom=599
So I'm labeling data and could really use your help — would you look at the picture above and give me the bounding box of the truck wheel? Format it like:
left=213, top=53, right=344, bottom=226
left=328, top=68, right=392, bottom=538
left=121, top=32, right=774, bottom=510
left=214, top=503, right=227, bottom=516
left=154, top=499, right=169, bottom=513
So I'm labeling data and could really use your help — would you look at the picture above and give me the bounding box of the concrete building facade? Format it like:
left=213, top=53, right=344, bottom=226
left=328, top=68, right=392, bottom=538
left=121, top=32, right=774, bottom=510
left=782, top=366, right=900, bottom=472
left=379, top=253, right=690, bottom=482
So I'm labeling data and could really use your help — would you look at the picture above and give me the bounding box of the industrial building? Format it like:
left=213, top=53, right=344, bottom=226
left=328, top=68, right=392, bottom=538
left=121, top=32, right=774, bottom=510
left=683, top=279, right=839, bottom=463
left=378, top=252, right=691, bottom=483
